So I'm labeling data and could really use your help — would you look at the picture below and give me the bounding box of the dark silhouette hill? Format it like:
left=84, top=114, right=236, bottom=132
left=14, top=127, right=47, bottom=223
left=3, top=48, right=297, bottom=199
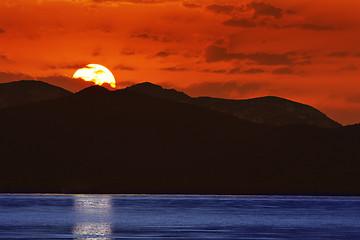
left=125, top=82, right=191, bottom=102
left=191, top=96, right=341, bottom=128
left=125, top=83, right=341, bottom=128
left=0, top=80, right=340, bottom=128
left=0, top=84, right=359, bottom=195
left=0, top=80, right=72, bottom=108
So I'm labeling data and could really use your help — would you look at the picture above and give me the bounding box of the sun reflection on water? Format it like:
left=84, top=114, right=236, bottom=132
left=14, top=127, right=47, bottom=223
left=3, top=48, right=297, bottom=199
left=72, top=195, right=113, bottom=240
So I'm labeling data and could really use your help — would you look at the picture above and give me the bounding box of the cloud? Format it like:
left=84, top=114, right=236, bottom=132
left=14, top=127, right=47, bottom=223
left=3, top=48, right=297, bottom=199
left=328, top=52, right=348, bottom=58
left=92, top=48, right=101, bottom=56
left=92, top=0, right=170, bottom=4
left=242, top=68, right=265, bottom=74
left=160, top=66, right=187, bottom=71
left=211, top=69, right=227, bottom=74
left=355, top=53, right=360, bottom=58
left=297, top=23, right=334, bottom=31
left=272, top=67, right=294, bottom=75
left=346, top=94, right=360, bottom=103
left=223, top=20, right=335, bottom=31
left=247, top=1, right=283, bottom=19
left=337, top=64, right=357, bottom=73
left=228, top=68, right=241, bottom=74
left=131, top=32, right=158, bottom=40
left=121, top=49, right=135, bottom=55
left=114, top=65, right=136, bottom=71
left=48, top=63, right=87, bottom=70
left=204, top=45, right=295, bottom=65
left=183, top=81, right=264, bottom=98
left=0, top=54, right=10, bottom=62
left=155, top=50, right=171, bottom=57
left=131, top=32, right=170, bottom=42
left=183, top=2, right=201, bottom=8
left=206, top=4, right=234, bottom=14
left=229, top=68, right=265, bottom=74
left=222, top=18, right=258, bottom=28
left=0, top=29, right=5, bottom=34
left=0, top=72, right=33, bottom=83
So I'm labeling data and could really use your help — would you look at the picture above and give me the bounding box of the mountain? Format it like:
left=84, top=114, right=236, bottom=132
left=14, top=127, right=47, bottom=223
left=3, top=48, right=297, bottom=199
left=125, top=83, right=341, bottom=128
left=0, top=80, right=340, bottom=128
left=191, top=96, right=341, bottom=128
left=125, top=82, right=190, bottom=102
left=0, top=80, right=72, bottom=108
left=0, top=84, right=359, bottom=195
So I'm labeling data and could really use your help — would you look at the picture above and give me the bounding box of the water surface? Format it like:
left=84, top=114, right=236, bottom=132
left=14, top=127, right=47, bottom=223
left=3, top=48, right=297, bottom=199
left=0, top=194, right=360, bottom=239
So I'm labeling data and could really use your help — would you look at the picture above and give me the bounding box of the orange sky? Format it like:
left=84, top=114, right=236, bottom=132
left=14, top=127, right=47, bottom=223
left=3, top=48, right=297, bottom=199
left=0, top=0, right=360, bottom=125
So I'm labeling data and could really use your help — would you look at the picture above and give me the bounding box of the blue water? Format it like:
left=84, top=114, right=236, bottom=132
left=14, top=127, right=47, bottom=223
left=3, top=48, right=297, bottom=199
left=0, top=195, right=360, bottom=239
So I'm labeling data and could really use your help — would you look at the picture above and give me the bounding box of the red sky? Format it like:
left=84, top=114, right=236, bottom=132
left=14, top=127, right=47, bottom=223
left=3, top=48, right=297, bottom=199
left=0, top=0, right=360, bottom=125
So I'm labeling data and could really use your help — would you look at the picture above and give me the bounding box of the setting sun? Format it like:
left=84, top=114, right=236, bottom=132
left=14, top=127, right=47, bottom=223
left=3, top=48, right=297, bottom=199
left=73, top=64, right=116, bottom=88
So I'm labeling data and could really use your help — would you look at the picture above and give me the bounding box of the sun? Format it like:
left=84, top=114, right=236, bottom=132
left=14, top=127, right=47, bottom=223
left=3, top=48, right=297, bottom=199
left=73, top=64, right=116, bottom=88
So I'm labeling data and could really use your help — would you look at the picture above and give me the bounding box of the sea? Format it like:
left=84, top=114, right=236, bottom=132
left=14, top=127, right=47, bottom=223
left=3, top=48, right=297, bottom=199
left=0, top=194, right=360, bottom=239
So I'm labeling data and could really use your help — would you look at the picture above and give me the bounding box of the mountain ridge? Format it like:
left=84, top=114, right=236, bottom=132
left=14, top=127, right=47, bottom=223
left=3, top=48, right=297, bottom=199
left=124, top=82, right=341, bottom=128
left=0, top=80, right=72, bottom=108
left=0, top=80, right=341, bottom=128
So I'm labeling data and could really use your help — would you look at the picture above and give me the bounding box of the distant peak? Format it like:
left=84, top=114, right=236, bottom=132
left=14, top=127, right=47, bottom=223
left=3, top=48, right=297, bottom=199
left=2, top=80, right=52, bottom=87
left=76, top=85, right=110, bottom=95
left=125, top=82, right=190, bottom=102
left=129, top=82, right=163, bottom=90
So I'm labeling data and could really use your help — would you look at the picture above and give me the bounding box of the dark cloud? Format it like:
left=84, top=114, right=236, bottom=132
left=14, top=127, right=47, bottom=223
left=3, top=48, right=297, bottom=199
left=285, top=9, right=296, bottom=15
left=272, top=67, right=294, bottom=75
left=242, top=68, right=265, bottom=74
left=131, top=32, right=170, bottom=42
left=245, top=53, right=295, bottom=65
left=355, top=53, right=360, bottom=58
left=337, top=64, right=357, bottom=73
left=271, top=23, right=335, bottom=31
left=328, top=52, right=348, bottom=58
left=183, top=2, right=201, bottom=8
left=247, top=1, right=283, bottom=19
left=204, top=45, right=295, bottom=65
left=131, top=32, right=159, bottom=41
left=92, top=0, right=168, bottom=4
left=212, top=69, right=227, bottom=74
left=204, top=45, right=228, bottom=62
left=121, top=49, right=135, bottom=55
left=296, top=53, right=312, bottom=65
left=229, top=68, right=265, bottom=74
left=48, top=63, right=87, bottom=70
left=92, top=48, right=101, bottom=56
left=160, top=67, right=187, bottom=71
left=183, top=81, right=264, bottom=98
left=229, top=68, right=241, bottom=74
left=114, top=65, right=136, bottom=71
left=222, top=18, right=258, bottom=28
left=0, top=54, right=10, bottom=62
left=298, top=23, right=334, bottom=31
left=206, top=4, right=234, bottom=14
left=224, top=20, right=335, bottom=31
left=0, top=72, right=33, bottom=83
left=0, top=29, right=5, bottom=34
left=155, top=50, right=171, bottom=57
left=100, top=24, right=112, bottom=33
left=346, top=94, right=360, bottom=103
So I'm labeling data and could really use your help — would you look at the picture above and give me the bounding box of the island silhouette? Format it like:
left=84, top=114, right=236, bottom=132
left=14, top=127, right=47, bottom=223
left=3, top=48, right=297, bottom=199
left=0, top=80, right=359, bottom=195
